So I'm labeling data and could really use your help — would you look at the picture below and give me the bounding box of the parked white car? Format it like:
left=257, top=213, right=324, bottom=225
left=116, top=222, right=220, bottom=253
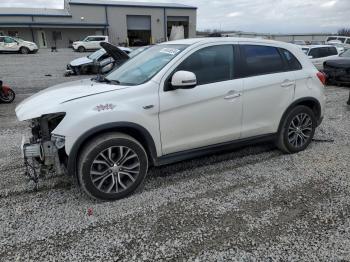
left=326, top=35, right=350, bottom=48
left=72, top=36, right=109, bottom=52
left=0, top=36, right=38, bottom=54
left=16, top=38, right=326, bottom=200
left=326, top=40, right=345, bottom=54
left=300, top=45, right=339, bottom=70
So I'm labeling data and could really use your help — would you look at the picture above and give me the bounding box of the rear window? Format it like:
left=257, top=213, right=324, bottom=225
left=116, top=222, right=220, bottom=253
left=309, top=47, right=337, bottom=58
left=280, top=49, right=302, bottom=70
left=240, top=45, right=285, bottom=77
left=327, top=37, right=337, bottom=42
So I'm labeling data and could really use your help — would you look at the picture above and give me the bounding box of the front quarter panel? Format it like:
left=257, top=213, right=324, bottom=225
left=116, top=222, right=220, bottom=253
left=52, top=82, right=161, bottom=157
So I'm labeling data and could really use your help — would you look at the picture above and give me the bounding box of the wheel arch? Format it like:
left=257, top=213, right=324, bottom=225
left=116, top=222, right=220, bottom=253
left=278, top=97, right=322, bottom=133
left=67, top=122, right=158, bottom=184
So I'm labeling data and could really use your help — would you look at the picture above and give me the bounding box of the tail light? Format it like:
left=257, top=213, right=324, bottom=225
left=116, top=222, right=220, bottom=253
left=317, top=72, right=326, bottom=86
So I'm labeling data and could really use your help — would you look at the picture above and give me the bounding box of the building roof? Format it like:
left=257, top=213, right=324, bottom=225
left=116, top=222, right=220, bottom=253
left=0, top=8, right=71, bottom=17
left=69, top=0, right=197, bottom=9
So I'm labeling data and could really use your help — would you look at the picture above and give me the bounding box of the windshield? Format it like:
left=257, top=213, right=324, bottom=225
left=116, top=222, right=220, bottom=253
left=340, top=49, right=350, bottom=57
left=13, top=37, right=24, bottom=42
left=106, top=44, right=188, bottom=86
left=88, top=49, right=106, bottom=60
left=129, top=46, right=150, bottom=59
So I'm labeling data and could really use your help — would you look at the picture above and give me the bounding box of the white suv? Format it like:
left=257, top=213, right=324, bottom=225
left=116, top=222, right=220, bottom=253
left=16, top=38, right=326, bottom=200
left=300, top=45, right=339, bottom=70
left=72, top=36, right=109, bottom=52
left=0, top=36, right=38, bottom=54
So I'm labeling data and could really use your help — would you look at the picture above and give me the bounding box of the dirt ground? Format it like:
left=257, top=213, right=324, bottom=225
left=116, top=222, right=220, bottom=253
left=0, top=49, right=349, bottom=261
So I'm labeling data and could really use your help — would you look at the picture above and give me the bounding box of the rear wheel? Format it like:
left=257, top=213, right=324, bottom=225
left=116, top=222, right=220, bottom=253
left=20, top=47, right=29, bottom=54
left=78, top=133, right=148, bottom=201
left=277, top=106, right=316, bottom=154
left=78, top=46, right=85, bottom=53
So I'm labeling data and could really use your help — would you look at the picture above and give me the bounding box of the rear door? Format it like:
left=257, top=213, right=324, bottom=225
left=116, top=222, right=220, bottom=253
left=238, top=43, right=296, bottom=138
left=0, top=37, right=4, bottom=51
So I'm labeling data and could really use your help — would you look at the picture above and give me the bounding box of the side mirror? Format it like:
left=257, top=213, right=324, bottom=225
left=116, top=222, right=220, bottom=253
left=171, top=71, right=197, bottom=89
left=308, top=55, right=313, bottom=59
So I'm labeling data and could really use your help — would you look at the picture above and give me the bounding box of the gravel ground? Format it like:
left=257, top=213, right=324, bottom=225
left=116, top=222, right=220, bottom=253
left=0, top=49, right=350, bottom=261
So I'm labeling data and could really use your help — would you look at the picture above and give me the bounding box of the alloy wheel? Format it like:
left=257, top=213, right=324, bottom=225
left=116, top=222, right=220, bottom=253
left=287, top=113, right=313, bottom=148
left=90, top=146, right=140, bottom=194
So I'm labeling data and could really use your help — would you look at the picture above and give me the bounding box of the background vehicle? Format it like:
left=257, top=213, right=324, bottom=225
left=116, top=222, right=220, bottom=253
left=16, top=38, right=326, bottom=201
left=301, top=45, right=339, bottom=70
left=327, top=40, right=346, bottom=54
left=326, top=35, right=350, bottom=48
left=324, top=49, right=350, bottom=85
left=72, top=36, right=109, bottom=52
left=66, top=44, right=133, bottom=76
left=0, top=36, right=38, bottom=54
left=0, top=80, right=15, bottom=103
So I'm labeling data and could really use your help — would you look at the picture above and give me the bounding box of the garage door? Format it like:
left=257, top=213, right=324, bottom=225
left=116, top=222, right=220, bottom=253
left=127, top=15, right=151, bottom=30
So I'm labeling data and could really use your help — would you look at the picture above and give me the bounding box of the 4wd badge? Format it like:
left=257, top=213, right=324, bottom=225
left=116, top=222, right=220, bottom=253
left=94, top=104, right=116, bottom=112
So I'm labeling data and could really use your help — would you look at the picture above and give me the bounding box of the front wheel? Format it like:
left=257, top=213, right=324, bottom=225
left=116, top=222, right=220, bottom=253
left=78, top=46, right=85, bottom=53
left=78, top=133, right=148, bottom=201
left=276, top=106, right=316, bottom=154
left=19, top=47, right=29, bottom=54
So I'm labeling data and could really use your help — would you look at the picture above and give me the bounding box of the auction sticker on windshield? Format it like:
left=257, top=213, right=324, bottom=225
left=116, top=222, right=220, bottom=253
left=160, top=48, right=180, bottom=55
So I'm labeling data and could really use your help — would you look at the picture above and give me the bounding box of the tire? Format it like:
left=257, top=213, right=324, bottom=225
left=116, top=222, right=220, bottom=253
left=276, top=105, right=316, bottom=154
left=19, top=47, right=29, bottom=54
left=0, top=89, right=15, bottom=103
left=78, top=133, right=148, bottom=201
left=78, top=46, right=85, bottom=53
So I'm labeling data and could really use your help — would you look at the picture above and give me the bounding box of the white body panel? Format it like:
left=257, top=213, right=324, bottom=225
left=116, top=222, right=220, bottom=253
left=16, top=37, right=325, bottom=161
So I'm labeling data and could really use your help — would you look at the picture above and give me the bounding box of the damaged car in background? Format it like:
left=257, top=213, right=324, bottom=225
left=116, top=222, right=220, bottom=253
left=65, top=43, right=133, bottom=76
left=323, top=49, right=350, bottom=86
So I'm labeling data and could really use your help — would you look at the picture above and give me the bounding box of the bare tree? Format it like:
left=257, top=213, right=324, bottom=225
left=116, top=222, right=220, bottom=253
left=338, top=28, right=350, bottom=36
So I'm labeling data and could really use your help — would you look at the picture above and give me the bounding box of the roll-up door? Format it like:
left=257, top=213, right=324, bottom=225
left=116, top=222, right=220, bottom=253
left=127, top=15, right=151, bottom=30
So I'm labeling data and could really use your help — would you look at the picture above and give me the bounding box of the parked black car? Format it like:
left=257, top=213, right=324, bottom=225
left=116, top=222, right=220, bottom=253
left=324, top=49, right=350, bottom=85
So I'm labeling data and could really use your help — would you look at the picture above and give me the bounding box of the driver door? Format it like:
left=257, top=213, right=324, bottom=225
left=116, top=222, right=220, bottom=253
left=3, top=37, right=19, bottom=51
left=159, top=44, right=243, bottom=155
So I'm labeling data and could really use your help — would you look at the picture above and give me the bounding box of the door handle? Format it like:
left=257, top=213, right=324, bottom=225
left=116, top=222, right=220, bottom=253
left=224, top=91, right=241, bottom=100
left=281, top=80, right=295, bottom=88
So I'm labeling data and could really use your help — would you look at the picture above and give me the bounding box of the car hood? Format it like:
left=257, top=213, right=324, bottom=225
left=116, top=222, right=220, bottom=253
left=324, top=58, right=350, bottom=68
left=100, top=42, right=130, bottom=62
left=16, top=79, right=128, bottom=121
left=23, top=41, right=36, bottom=46
left=70, top=56, right=93, bottom=67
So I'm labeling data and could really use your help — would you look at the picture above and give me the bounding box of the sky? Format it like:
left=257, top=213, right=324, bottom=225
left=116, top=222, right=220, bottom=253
left=0, top=0, right=349, bottom=33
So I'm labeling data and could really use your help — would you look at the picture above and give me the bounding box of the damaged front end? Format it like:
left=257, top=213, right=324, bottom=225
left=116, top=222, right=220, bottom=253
left=22, top=113, right=67, bottom=184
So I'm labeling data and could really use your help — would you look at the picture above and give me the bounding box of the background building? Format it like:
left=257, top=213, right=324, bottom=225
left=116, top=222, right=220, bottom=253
left=0, top=0, right=197, bottom=48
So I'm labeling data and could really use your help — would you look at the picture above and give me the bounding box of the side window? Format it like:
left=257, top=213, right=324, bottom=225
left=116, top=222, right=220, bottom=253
left=0, top=37, right=4, bottom=43
left=346, top=39, right=350, bottom=44
left=327, top=37, right=337, bottom=42
left=309, top=48, right=320, bottom=58
left=4, top=37, right=15, bottom=44
left=177, top=45, right=234, bottom=85
left=280, top=49, right=302, bottom=70
left=240, top=45, right=285, bottom=77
